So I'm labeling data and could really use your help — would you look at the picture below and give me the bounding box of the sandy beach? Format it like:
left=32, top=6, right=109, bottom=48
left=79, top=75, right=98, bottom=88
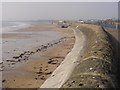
left=2, top=23, right=119, bottom=89
left=2, top=23, right=75, bottom=88
left=2, top=2, right=119, bottom=89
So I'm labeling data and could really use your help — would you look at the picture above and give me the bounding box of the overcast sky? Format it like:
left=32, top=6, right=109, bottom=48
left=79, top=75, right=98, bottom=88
left=2, top=2, right=118, bottom=21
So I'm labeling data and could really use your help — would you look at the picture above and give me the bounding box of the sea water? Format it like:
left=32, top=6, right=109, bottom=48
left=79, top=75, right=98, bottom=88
left=2, top=21, right=62, bottom=69
left=1, top=21, right=33, bottom=33
left=0, top=21, right=33, bottom=62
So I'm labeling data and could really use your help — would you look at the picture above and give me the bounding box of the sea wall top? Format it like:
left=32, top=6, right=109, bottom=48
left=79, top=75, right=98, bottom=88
left=62, top=24, right=119, bottom=88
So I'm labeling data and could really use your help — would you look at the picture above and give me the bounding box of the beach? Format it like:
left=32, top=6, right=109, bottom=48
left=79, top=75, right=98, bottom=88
left=2, top=23, right=119, bottom=89
left=2, top=23, right=75, bottom=88
left=1, top=2, right=119, bottom=89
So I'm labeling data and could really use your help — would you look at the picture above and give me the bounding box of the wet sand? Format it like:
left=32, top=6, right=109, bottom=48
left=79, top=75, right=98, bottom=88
left=40, top=27, right=86, bottom=88
left=2, top=23, right=75, bottom=88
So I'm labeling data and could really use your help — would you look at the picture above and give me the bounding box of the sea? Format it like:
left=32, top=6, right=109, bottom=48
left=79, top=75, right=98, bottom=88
left=0, top=21, right=35, bottom=62
left=1, top=21, right=119, bottom=32
left=1, top=21, right=37, bottom=33
left=1, top=20, right=54, bottom=33
left=100, top=24, right=120, bottom=30
left=1, top=21, right=62, bottom=67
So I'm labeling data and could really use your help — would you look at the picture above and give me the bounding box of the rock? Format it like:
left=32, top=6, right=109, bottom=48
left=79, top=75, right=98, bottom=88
left=36, top=49, right=41, bottom=52
left=71, top=81, right=75, bottom=83
left=0, top=61, right=3, bottom=64
left=43, top=46, right=47, bottom=49
left=35, top=78, right=38, bottom=80
left=30, top=51, right=35, bottom=54
left=36, top=71, right=43, bottom=74
left=48, top=59, right=53, bottom=64
left=40, top=76, right=45, bottom=80
left=39, top=68, right=42, bottom=71
left=19, top=53, right=24, bottom=58
left=52, top=75, right=55, bottom=77
left=51, top=60, right=58, bottom=64
left=13, top=56, right=19, bottom=59
left=18, top=59, right=21, bottom=62
left=79, top=83, right=83, bottom=86
left=2, top=80, right=6, bottom=83
left=38, top=74, right=41, bottom=77
left=48, top=58, right=58, bottom=64
left=11, top=62, right=15, bottom=65
left=45, top=69, right=48, bottom=71
left=67, top=84, right=71, bottom=87
left=45, top=72, right=52, bottom=75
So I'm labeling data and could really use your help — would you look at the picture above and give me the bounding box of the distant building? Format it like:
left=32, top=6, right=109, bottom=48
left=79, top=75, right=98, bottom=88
left=58, top=20, right=63, bottom=23
left=78, top=19, right=84, bottom=23
left=58, top=20, right=69, bottom=28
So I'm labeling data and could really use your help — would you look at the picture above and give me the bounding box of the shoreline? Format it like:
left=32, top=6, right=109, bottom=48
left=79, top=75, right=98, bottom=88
left=2, top=23, right=75, bottom=88
left=40, top=27, right=86, bottom=88
left=2, top=23, right=119, bottom=89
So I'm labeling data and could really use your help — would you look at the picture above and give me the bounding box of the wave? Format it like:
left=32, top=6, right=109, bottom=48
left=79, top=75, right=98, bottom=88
left=1, top=21, right=32, bottom=33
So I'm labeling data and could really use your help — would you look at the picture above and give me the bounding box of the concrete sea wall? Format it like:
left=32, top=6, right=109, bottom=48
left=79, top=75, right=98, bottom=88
left=62, top=24, right=119, bottom=88
left=40, top=24, right=119, bottom=89
left=40, top=26, right=86, bottom=88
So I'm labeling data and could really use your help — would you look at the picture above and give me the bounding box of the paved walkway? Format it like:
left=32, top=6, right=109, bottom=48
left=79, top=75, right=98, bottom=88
left=40, top=27, right=86, bottom=88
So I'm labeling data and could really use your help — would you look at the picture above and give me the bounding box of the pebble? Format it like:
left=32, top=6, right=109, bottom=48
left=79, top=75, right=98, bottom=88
left=40, top=76, right=45, bottom=80
left=90, top=68, right=93, bottom=70
left=79, top=83, right=83, bottom=86
left=67, top=84, right=71, bottom=87
left=35, top=78, right=37, bottom=80
left=52, top=75, right=55, bottom=77
left=71, top=80, right=75, bottom=83
left=45, top=69, right=48, bottom=71
left=92, top=77, right=95, bottom=79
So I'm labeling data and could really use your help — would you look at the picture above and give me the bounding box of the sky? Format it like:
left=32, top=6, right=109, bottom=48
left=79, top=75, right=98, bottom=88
left=1, top=0, right=120, bottom=2
left=1, top=2, right=119, bottom=21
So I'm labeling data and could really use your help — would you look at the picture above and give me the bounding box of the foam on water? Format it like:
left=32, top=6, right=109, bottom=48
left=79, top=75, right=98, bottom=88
left=2, top=21, right=32, bottom=33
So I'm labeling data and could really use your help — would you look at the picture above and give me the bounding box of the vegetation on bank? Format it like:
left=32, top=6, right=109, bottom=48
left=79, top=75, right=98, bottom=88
left=61, top=24, right=119, bottom=89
